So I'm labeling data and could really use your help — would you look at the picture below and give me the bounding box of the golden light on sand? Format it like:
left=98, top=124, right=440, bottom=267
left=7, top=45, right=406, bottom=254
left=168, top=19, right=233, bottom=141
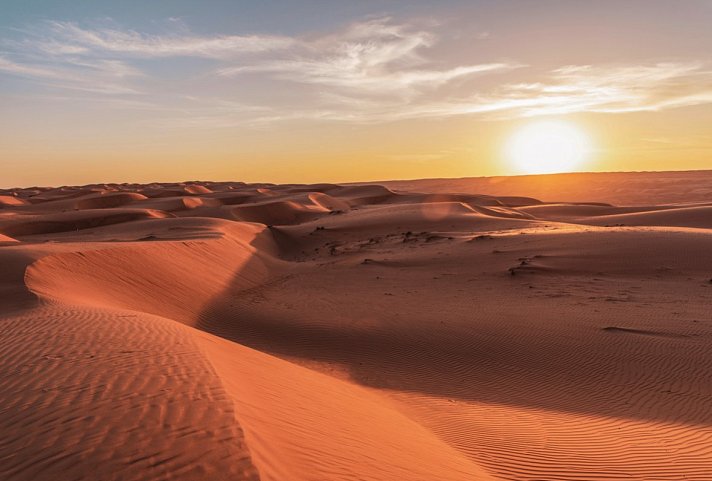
left=505, top=120, right=591, bottom=174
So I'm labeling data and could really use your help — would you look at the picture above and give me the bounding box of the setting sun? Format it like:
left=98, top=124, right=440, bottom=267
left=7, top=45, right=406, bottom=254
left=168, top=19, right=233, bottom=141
left=506, top=120, right=592, bottom=174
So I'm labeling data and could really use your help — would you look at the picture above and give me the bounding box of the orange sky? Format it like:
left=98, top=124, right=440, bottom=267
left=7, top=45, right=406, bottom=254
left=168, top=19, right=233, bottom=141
left=1, top=1, right=711, bottom=186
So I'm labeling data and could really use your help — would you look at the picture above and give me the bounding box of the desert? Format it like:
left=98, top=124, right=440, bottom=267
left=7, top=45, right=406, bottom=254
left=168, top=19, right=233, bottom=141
left=3, top=2, right=712, bottom=478
left=2, top=170, right=712, bottom=480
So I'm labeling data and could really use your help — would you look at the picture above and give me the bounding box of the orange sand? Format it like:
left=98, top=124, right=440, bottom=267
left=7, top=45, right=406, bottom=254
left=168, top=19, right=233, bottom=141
left=2, top=171, right=712, bottom=480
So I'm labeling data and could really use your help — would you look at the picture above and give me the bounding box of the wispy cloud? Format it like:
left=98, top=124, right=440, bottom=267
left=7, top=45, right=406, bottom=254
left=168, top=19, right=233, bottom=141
left=0, top=18, right=295, bottom=99
left=2, top=17, right=711, bottom=127
left=231, top=62, right=712, bottom=124
left=28, top=20, right=295, bottom=58
left=213, top=21, right=712, bottom=123
left=314, top=61, right=712, bottom=122
left=218, top=18, right=519, bottom=95
left=0, top=56, right=63, bottom=78
left=505, top=62, right=712, bottom=115
left=0, top=54, right=141, bottom=94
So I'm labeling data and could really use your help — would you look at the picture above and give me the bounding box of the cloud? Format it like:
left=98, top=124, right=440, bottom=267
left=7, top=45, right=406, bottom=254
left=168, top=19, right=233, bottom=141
left=138, top=60, right=712, bottom=128
left=0, top=18, right=296, bottom=99
left=222, top=61, right=516, bottom=93
left=32, top=21, right=295, bottom=58
left=2, top=16, right=711, bottom=127
left=212, top=20, right=712, bottom=123
left=515, top=62, right=712, bottom=115
left=218, top=18, right=519, bottom=95
left=292, top=61, right=712, bottom=123
left=0, top=56, right=65, bottom=79
left=0, top=54, right=141, bottom=94
left=222, top=62, right=710, bottom=124
left=1, top=16, right=519, bottom=125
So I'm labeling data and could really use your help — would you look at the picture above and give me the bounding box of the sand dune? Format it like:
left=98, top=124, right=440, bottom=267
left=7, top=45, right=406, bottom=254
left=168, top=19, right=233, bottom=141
left=376, top=170, right=712, bottom=205
left=231, top=200, right=328, bottom=226
left=0, top=233, right=18, bottom=243
left=0, top=195, right=27, bottom=207
left=2, top=172, right=712, bottom=480
left=582, top=204, right=712, bottom=229
left=0, top=208, right=172, bottom=237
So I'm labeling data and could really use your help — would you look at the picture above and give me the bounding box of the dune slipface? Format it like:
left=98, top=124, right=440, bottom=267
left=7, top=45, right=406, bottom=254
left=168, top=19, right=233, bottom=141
left=2, top=173, right=712, bottom=480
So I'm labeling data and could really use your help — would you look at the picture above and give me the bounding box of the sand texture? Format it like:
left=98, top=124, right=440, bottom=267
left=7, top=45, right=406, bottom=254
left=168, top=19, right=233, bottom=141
left=2, top=171, right=712, bottom=480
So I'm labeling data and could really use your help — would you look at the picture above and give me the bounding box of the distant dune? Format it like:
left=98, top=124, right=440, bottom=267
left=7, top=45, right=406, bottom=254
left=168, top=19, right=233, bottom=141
left=2, top=171, right=712, bottom=480
left=371, top=169, right=712, bottom=205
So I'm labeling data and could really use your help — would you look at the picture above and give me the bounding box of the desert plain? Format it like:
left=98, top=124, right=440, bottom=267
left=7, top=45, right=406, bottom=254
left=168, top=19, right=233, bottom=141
left=2, top=170, right=712, bottom=481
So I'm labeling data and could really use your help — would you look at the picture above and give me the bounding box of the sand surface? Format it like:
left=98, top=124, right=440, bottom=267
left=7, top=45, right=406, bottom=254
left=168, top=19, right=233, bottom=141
left=2, top=171, right=712, bottom=480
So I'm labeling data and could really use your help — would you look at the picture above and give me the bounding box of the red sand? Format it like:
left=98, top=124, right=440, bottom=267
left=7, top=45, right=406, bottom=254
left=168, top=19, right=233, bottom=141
left=2, top=171, right=712, bottom=480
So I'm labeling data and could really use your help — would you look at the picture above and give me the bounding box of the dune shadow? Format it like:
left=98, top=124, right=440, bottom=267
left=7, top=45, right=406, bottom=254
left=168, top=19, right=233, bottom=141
left=198, top=252, right=712, bottom=429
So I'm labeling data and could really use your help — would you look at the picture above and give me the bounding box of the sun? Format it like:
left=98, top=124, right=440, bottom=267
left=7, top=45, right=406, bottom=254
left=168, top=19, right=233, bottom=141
left=505, top=120, right=591, bottom=174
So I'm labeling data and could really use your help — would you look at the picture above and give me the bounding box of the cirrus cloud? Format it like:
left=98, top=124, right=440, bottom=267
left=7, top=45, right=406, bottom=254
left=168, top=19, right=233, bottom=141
left=1, top=17, right=712, bottom=128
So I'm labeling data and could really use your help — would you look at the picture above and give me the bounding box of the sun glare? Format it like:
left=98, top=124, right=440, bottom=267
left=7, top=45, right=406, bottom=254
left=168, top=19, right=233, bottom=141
left=505, top=120, right=591, bottom=174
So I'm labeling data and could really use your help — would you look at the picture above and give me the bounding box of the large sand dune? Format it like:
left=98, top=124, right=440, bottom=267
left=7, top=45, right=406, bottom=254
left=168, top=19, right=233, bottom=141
left=2, top=171, right=712, bottom=480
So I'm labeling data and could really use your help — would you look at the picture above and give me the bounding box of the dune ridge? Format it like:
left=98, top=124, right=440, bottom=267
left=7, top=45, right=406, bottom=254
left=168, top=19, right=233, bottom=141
left=2, top=173, right=712, bottom=480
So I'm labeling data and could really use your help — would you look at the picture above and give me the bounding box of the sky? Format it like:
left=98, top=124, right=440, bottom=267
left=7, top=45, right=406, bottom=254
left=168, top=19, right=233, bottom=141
left=1, top=0, right=711, bottom=187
